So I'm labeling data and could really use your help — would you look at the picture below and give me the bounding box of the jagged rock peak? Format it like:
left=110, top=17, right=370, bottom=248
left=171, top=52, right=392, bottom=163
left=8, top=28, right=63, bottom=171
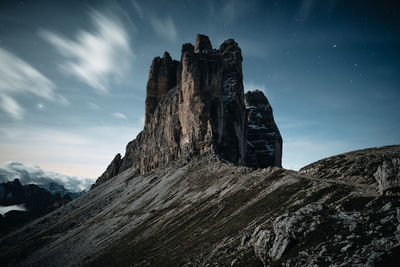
left=95, top=34, right=282, bottom=187
left=92, top=153, right=122, bottom=188
left=144, top=51, right=180, bottom=125
left=245, top=89, right=271, bottom=107
left=194, top=34, right=212, bottom=53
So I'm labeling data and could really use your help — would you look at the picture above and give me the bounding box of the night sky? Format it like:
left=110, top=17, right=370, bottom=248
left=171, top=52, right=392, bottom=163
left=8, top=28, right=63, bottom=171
left=0, top=0, right=399, bottom=180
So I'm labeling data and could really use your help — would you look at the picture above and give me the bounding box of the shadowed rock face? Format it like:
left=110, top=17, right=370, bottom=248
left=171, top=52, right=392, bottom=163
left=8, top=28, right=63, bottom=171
left=145, top=52, right=180, bottom=125
left=245, top=90, right=282, bottom=168
left=94, top=34, right=282, bottom=187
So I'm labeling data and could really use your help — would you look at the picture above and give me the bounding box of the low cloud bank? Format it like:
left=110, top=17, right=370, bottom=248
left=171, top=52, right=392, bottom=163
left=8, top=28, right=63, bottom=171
left=0, top=162, right=95, bottom=193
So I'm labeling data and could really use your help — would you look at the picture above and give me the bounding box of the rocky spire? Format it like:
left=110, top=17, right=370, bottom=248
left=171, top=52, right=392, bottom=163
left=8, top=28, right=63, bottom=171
left=194, top=34, right=212, bottom=53
left=144, top=51, right=180, bottom=125
left=94, top=34, right=283, bottom=187
left=245, top=90, right=283, bottom=168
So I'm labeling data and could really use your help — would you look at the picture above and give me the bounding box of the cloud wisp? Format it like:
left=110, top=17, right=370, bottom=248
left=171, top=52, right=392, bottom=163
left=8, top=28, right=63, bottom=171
left=130, top=0, right=177, bottom=41
left=41, top=10, right=134, bottom=93
left=149, top=16, right=177, bottom=41
left=0, top=48, right=67, bottom=119
left=113, top=112, right=127, bottom=119
left=0, top=161, right=95, bottom=192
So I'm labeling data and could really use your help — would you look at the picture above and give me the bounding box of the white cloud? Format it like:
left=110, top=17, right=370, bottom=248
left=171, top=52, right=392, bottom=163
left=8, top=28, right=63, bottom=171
left=0, top=48, right=67, bottom=119
left=0, top=161, right=94, bottom=192
left=149, top=16, right=177, bottom=41
left=41, top=10, right=133, bottom=93
left=0, top=94, right=24, bottom=119
left=113, top=112, right=127, bottom=119
left=88, top=101, right=101, bottom=111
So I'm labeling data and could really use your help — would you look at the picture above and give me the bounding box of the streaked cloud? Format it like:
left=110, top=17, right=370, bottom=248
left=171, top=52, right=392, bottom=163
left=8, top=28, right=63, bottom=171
left=129, top=1, right=177, bottom=41
left=131, top=0, right=144, bottom=17
left=113, top=112, right=127, bottom=119
left=149, top=16, right=177, bottom=41
left=208, top=0, right=251, bottom=25
left=88, top=101, right=101, bottom=111
left=0, top=161, right=94, bottom=192
left=41, top=10, right=133, bottom=93
left=0, top=48, right=67, bottom=119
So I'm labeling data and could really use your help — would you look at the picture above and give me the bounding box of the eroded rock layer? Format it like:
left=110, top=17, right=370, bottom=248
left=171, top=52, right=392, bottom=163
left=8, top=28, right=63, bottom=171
left=94, top=34, right=281, bottom=187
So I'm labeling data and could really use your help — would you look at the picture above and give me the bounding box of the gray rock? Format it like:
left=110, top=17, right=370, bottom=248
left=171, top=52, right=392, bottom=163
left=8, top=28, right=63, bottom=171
left=374, top=157, right=400, bottom=194
left=397, top=207, right=400, bottom=223
left=380, top=215, right=394, bottom=225
left=349, top=222, right=358, bottom=232
left=269, top=234, right=292, bottom=261
left=381, top=202, right=392, bottom=211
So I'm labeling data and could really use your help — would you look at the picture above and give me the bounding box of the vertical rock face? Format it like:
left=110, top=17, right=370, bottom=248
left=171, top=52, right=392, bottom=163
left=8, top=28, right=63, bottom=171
left=94, top=34, right=282, bottom=186
left=145, top=52, right=180, bottom=125
left=245, top=90, right=283, bottom=168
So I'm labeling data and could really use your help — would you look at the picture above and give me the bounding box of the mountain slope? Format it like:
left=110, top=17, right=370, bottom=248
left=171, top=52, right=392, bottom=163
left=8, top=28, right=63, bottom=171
left=0, top=146, right=399, bottom=266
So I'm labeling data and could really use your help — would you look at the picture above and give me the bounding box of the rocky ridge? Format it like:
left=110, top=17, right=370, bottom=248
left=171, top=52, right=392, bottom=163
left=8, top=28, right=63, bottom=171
left=300, top=145, right=400, bottom=195
left=0, top=146, right=399, bottom=266
left=93, top=34, right=282, bottom=187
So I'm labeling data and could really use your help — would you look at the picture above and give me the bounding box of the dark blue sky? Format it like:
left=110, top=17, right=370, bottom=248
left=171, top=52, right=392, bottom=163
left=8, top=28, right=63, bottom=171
left=0, top=0, right=399, bottom=177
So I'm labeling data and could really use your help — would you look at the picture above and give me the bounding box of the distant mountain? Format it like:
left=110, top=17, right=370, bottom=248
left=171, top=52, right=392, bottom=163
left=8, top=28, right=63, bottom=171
left=0, top=162, right=91, bottom=236
left=37, top=182, right=85, bottom=199
left=0, top=161, right=94, bottom=194
left=0, top=179, right=72, bottom=236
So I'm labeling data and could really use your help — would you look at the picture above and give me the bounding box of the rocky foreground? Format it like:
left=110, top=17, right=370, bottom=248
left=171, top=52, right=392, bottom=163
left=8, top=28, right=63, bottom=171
left=0, top=146, right=399, bottom=266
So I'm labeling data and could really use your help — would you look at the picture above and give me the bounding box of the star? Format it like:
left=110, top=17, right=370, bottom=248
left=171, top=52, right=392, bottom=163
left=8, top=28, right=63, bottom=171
left=333, top=44, right=337, bottom=48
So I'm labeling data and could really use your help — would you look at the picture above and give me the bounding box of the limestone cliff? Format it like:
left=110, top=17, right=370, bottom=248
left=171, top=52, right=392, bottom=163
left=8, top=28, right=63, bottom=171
left=94, top=34, right=282, bottom=187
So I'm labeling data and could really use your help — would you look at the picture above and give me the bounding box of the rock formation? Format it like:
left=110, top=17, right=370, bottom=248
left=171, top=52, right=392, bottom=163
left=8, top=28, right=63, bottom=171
left=245, top=90, right=282, bottom=168
left=94, top=34, right=282, bottom=187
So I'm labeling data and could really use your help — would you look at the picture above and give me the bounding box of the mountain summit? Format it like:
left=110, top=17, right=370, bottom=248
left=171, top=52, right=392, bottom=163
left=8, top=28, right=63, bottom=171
left=94, top=34, right=282, bottom=187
